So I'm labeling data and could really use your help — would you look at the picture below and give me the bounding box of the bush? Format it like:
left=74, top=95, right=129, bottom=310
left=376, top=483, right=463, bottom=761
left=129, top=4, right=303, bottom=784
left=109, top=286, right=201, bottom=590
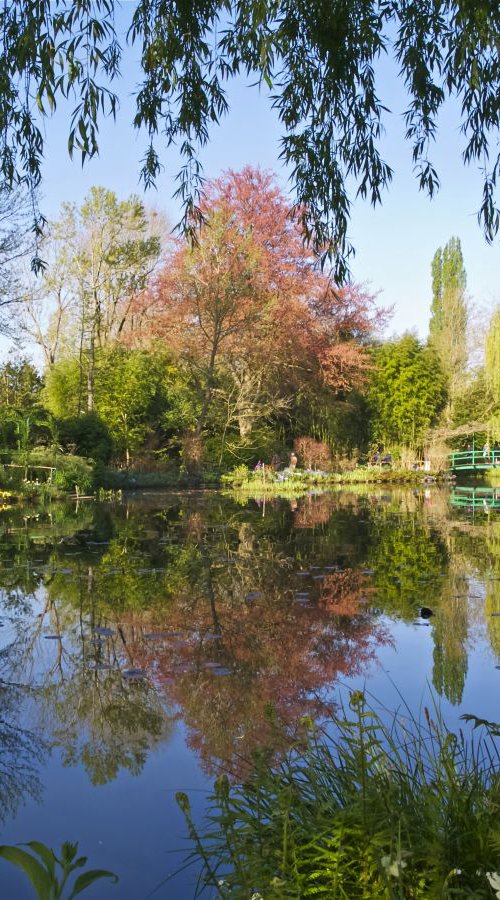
left=53, top=455, right=95, bottom=493
left=294, top=436, right=333, bottom=471
left=57, top=413, right=113, bottom=463
left=220, top=464, right=252, bottom=487
left=179, top=692, right=500, bottom=898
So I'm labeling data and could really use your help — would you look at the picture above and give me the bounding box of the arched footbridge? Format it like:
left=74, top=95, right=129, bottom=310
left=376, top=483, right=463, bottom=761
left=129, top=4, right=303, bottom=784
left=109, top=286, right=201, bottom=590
left=448, top=449, right=500, bottom=472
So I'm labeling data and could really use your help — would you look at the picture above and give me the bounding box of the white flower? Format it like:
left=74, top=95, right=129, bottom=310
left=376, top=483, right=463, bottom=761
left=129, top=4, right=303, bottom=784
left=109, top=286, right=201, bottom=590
left=486, top=871, right=500, bottom=898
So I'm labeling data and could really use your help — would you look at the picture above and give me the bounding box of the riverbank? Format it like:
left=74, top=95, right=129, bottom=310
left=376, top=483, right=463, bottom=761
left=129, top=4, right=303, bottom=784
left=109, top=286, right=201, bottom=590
left=221, top=465, right=452, bottom=495
left=0, top=453, right=456, bottom=501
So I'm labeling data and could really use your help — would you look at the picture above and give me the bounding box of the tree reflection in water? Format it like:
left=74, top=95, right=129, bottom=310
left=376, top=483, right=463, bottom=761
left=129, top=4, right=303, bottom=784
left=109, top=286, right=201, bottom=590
left=0, top=680, right=46, bottom=821
left=0, top=487, right=500, bottom=800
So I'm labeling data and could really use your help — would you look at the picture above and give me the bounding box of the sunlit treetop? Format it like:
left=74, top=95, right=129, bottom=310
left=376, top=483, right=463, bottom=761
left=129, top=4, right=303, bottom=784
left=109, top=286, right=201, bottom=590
left=2, top=0, right=500, bottom=279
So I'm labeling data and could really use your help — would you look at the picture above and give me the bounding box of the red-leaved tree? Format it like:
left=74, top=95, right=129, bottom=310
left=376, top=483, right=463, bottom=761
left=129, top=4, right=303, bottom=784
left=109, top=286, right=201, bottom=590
left=130, top=166, right=386, bottom=440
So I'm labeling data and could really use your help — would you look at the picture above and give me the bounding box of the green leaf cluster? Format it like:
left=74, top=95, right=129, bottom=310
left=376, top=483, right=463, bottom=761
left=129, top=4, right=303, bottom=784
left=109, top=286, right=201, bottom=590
left=368, top=334, right=447, bottom=449
left=3, top=4, right=500, bottom=278
left=0, top=840, right=117, bottom=899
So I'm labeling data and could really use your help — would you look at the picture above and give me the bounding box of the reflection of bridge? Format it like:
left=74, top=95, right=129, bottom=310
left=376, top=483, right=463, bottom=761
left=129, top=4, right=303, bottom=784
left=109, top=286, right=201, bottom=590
left=449, top=486, right=500, bottom=510
left=449, top=449, right=500, bottom=472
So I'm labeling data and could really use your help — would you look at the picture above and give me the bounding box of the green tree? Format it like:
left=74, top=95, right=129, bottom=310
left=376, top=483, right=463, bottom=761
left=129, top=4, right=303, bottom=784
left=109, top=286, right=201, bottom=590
left=368, top=334, right=447, bottom=449
left=0, top=356, right=42, bottom=409
left=93, top=347, right=175, bottom=466
left=3, top=3, right=500, bottom=278
left=44, top=347, right=195, bottom=465
left=452, top=370, right=492, bottom=425
left=485, top=306, right=500, bottom=438
left=25, top=187, right=162, bottom=411
left=429, top=237, right=468, bottom=406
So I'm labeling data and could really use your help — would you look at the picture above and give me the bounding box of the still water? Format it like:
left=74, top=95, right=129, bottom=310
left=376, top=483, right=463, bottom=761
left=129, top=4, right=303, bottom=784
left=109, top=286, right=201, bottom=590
left=1, top=486, right=500, bottom=897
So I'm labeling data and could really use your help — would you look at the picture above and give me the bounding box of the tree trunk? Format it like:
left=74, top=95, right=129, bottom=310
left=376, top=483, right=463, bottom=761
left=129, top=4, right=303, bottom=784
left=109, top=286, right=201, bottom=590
left=87, top=334, right=95, bottom=412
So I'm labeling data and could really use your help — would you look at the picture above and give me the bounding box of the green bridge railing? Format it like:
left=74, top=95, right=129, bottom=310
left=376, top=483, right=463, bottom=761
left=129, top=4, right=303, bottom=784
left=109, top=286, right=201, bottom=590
left=449, top=486, right=500, bottom=510
left=448, top=449, right=500, bottom=471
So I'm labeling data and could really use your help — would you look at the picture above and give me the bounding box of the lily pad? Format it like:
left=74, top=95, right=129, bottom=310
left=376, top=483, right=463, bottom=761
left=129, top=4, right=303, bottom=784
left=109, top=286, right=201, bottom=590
left=44, top=634, right=62, bottom=640
left=122, top=668, right=147, bottom=680
left=144, top=632, right=172, bottom=639
left=93, top=626, right=115, bottom=637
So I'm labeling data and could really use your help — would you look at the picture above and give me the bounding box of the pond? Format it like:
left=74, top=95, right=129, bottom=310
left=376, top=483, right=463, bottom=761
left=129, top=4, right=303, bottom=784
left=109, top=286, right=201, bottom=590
left=1, top=485, right=500, bottom=897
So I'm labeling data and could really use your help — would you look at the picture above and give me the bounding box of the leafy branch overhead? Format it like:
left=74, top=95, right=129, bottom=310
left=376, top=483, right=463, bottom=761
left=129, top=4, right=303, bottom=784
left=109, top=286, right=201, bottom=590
left=2, top=1, right=500, bottom=278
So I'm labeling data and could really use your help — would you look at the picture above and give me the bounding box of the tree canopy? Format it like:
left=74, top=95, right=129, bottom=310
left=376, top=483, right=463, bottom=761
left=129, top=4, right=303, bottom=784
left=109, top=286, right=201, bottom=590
left=428, top=236, right=468, bottom=405
left=132, top=166, right=382, bottom=448
left=368, top=333, right=447, bottom=448
left=2, top=2, right=500, bottom=278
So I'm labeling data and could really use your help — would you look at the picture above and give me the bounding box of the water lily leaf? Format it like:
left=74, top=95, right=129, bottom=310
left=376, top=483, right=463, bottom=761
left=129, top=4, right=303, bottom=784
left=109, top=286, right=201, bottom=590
left=93, top=626, right=114, bottom=636
left=122, top=668, right=146, bottom=680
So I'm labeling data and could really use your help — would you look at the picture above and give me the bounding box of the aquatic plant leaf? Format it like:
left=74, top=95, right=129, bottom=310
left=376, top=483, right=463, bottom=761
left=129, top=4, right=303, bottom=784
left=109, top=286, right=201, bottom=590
left=68, top=868, right=118, bottom=898
left=24, top=842, right=56, bottom=877
left=0, top=845, right=52, bottom=898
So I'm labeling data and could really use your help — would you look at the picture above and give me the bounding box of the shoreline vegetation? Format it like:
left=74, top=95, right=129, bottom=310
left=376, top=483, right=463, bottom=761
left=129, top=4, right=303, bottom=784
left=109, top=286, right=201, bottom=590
left=220, top=463, right=454, bottom=494
left=178, top=692, right=500, bottom=899
left=0, top=454, right=460, bottom=503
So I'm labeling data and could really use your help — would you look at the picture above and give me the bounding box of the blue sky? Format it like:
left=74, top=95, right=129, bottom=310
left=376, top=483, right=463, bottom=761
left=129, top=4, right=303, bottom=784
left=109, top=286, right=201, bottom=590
left=28, top=4, right=500, bottom=347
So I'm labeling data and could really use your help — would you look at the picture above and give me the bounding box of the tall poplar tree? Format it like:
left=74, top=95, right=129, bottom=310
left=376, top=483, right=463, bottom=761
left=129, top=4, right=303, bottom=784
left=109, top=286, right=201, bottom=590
left=485, top=307, right=500, bottom=437
left=428, top=237, right=468, bottom=405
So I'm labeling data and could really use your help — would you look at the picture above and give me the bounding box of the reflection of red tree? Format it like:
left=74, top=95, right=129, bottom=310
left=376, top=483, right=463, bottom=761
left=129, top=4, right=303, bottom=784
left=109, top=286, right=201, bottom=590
left=319, top=569, right=374, bottom=617
left=120, top=575, right=389, bottom=777
left=295, top=494, right=338, bottom=528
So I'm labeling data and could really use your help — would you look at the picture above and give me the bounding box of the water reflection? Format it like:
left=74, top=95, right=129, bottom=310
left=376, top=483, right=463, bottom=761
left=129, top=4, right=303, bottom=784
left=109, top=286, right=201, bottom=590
left=1, top=489, right=500, bottom=842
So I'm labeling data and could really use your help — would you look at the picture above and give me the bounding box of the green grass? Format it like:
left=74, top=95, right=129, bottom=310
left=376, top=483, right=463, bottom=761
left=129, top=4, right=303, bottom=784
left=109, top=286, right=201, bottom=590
left=221, top=466, right=445, bottom=498
left=178, top=692, right=500, bottom=898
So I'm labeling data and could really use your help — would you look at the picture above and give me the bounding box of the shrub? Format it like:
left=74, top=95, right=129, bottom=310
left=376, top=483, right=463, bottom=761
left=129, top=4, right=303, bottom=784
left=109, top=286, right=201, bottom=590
left=57, top=413, right=113, bottom=463
left=294, top=436, right=332, bottom=471
left=220, top=465, right=251, bottom=487
left=53, top=455, right=95, bottom=494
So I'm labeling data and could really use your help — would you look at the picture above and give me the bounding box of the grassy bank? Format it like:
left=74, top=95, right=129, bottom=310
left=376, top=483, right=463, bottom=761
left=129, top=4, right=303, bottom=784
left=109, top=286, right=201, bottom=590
left=221, top=465, right=449, bottom=495
left=179, top=692, right=500, bottom=898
